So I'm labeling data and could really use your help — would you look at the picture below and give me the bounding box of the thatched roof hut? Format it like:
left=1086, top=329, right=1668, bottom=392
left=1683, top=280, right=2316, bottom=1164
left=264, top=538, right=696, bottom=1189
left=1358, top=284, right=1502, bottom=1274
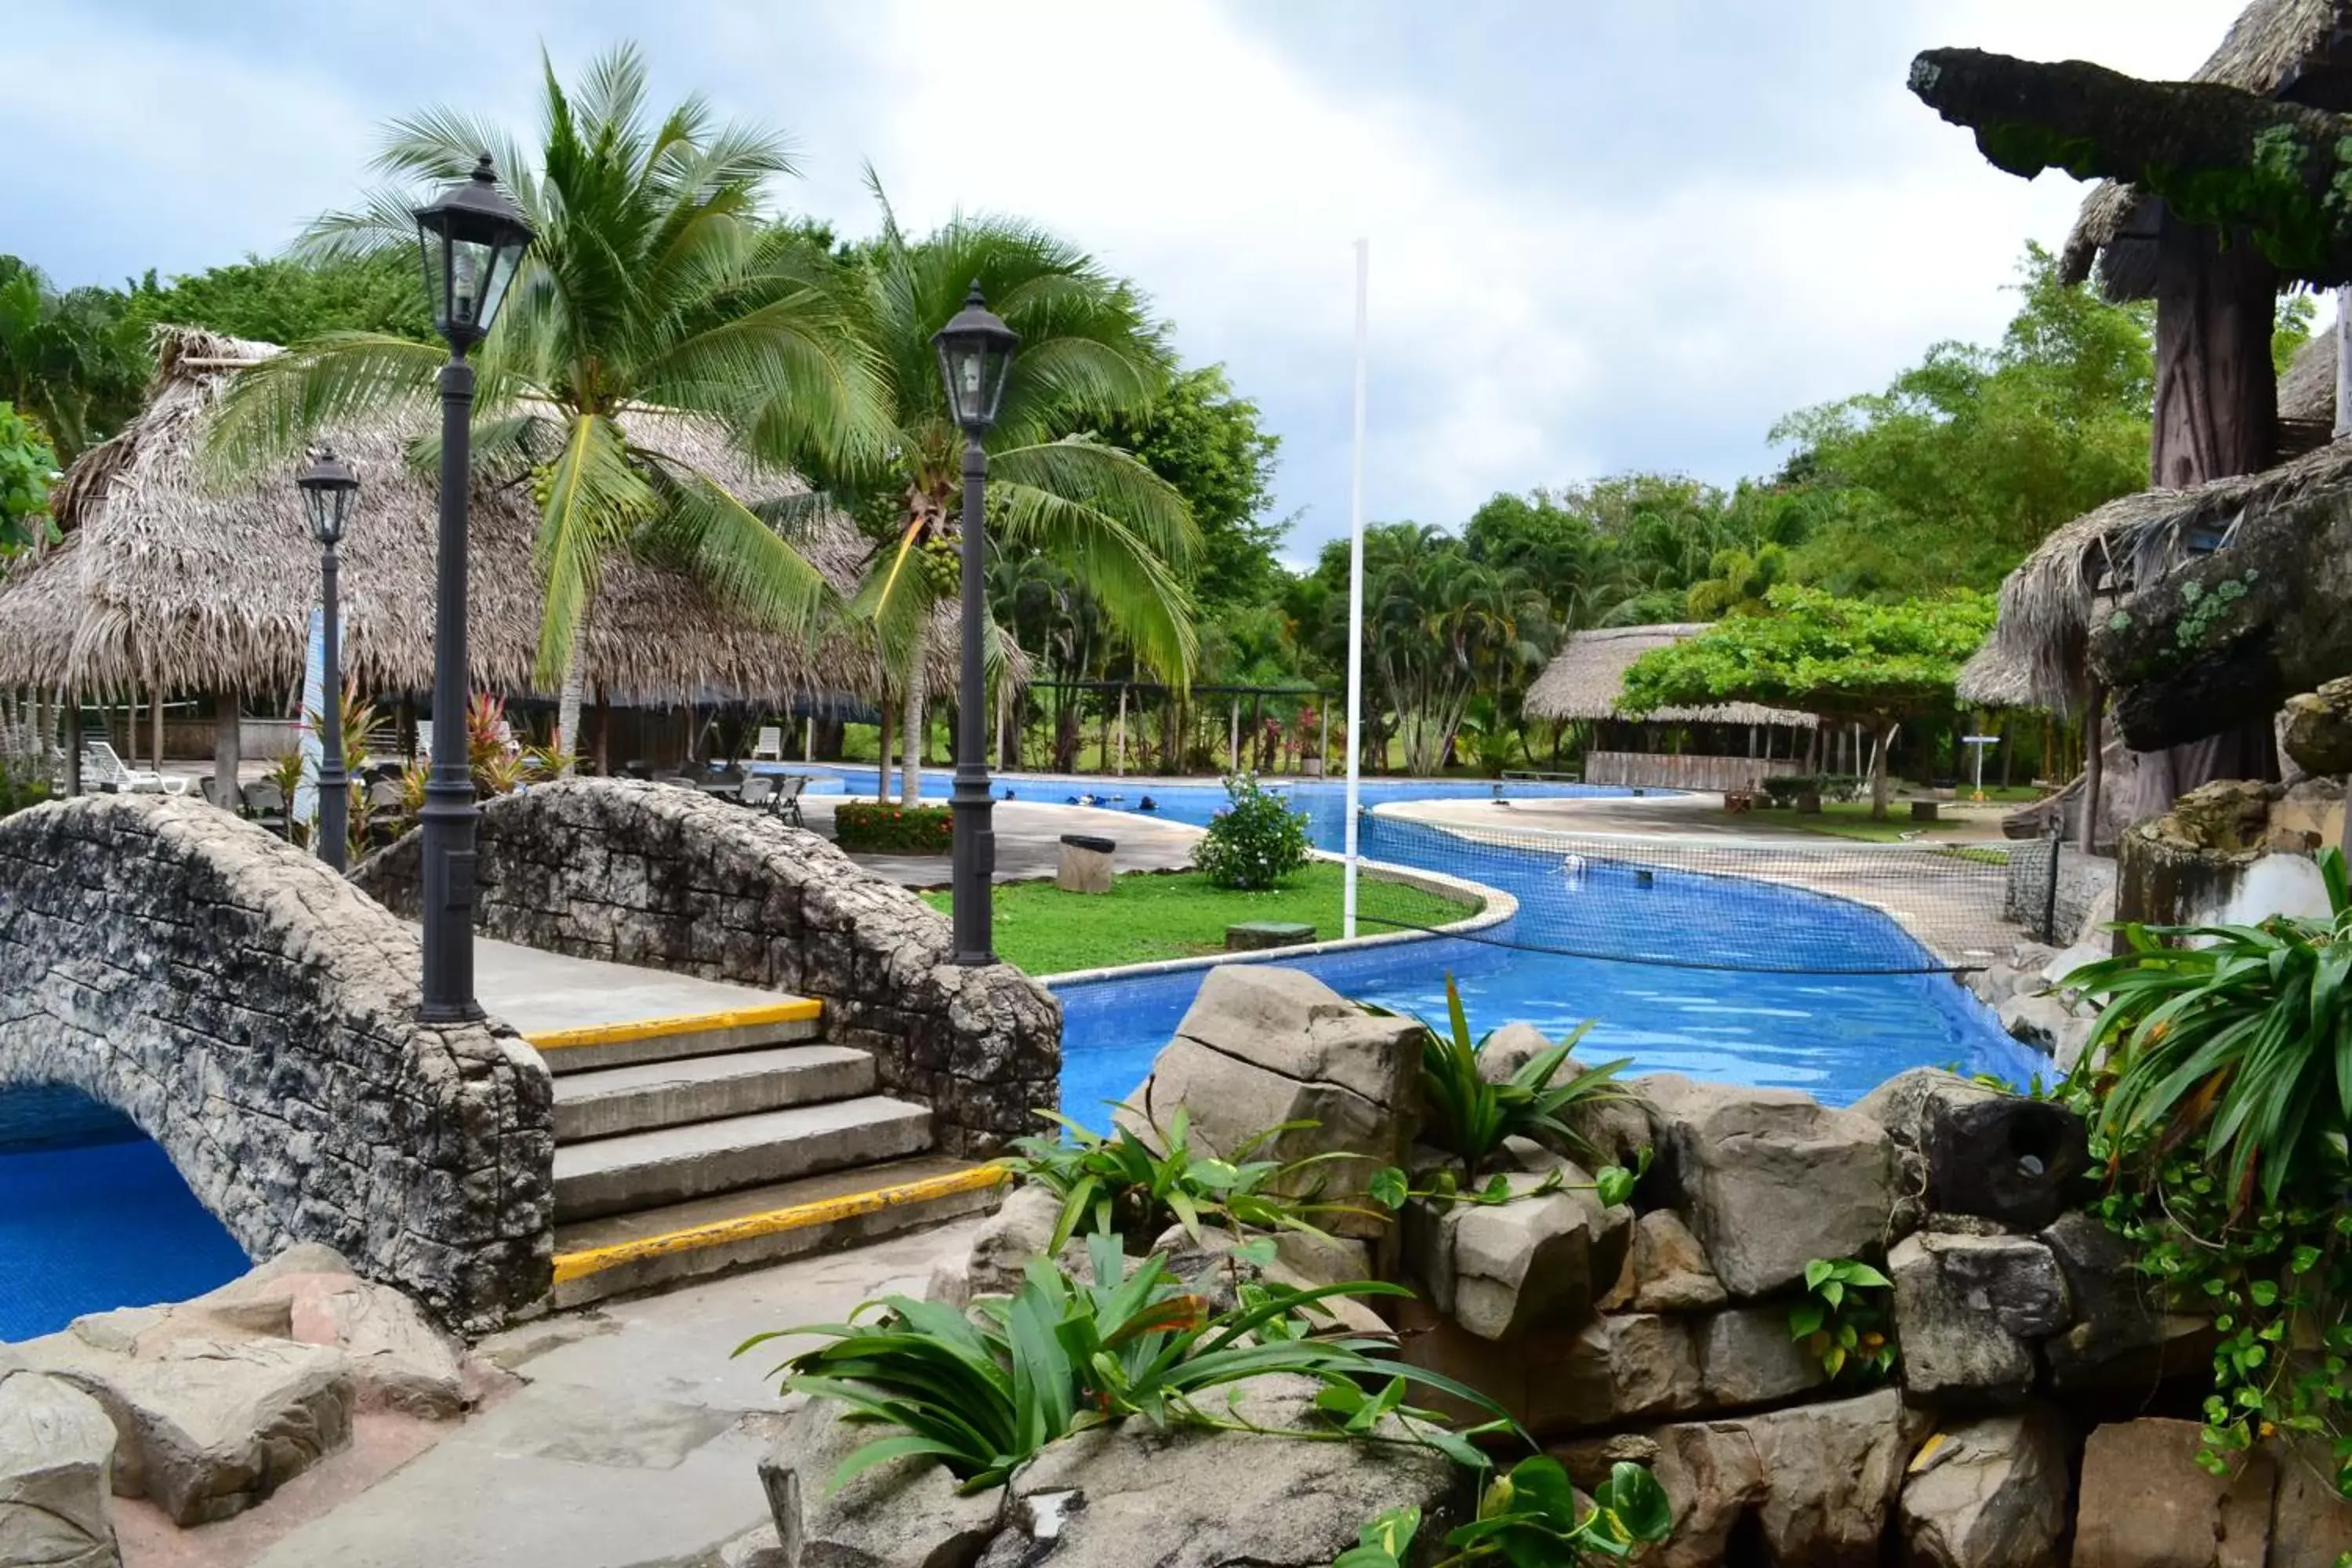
left=2061, top=0, right=2352, bottom=299
left=0, top=327, right=1011, bottom=706
left=2279, top=318, right=2341, bottom=447
left=1523, top=623, right=1817, bottom=728
left=1958, top=433, right=2352, bottom=713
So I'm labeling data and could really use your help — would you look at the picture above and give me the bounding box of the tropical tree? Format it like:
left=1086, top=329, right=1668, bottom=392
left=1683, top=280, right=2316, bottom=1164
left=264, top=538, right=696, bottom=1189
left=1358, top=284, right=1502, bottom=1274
left=209, top=45, right=887, bottom=756
left=1619, top=586, right=1996, bottom=817
left=1360, top=524, right=1550, bottom=775
left=822, top=194, right=1200, bottom=802
left=0, top=257, right=151, bottom=460
left=0, top=401, right=58, bottom=554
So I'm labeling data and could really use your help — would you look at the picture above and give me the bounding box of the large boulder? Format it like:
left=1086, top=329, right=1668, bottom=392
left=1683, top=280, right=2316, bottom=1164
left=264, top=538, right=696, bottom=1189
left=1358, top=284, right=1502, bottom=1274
left=1131, top=967, right=1421, bottom=1241
left=1597, top=1210, right=1728, bottom=1314
left=2283, top=676, right=2352, bottom=776
left=1638, top=1076, right=1894, bottom=1298
left=20, top=1336, right=354, bottom=1526
left=1405, top=1142, right=1632, bottom=1341
left=1888, top=1233, right=2068, bottom=1404
left=199, top=1269, right=468, bottom=1418
left=2265, top=1436, right=2352, bottom=1567
left=978, top=1376, right=1461, bottom=1568
left=0, top=1370, right=120, bottom=1568
left=1898, top=1407, right=2069, bottom=1568
left=2038, top=1212, right=2215, bottom=1393
left=930, top=1185, right=1065, bottom=1308
left=759, top=1396, right=1004, bottom=1568
left=2071, top=1418, right=2276, bottom=1568
left=1853, top=1069, right=2089, bottom=1232
left=1394, top=1301, right=1615, bottom=1436
left=1694, top=1305, right=1828, bottom=1411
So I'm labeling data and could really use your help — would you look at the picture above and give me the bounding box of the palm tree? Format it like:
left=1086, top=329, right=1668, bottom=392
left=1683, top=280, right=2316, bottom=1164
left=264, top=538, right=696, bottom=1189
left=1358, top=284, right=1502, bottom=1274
left=210, top=45, right=886, bottom=757
left=820, top=191, right=1200, bottom=802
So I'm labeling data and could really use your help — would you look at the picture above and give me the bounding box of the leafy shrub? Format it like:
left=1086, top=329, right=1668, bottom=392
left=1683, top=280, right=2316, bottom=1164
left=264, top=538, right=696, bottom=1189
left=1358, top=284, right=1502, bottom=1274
left=1005, top=1105, right=1358, bottom=1251
left=1399, top=975, right=1632, bottom=1176
left=2064, top=853, right=2352, bottom=1490
left=741, top=1232, right=1471, bottom=1494
left=1788, top=1258, right=1896, bottom=1381
left=0, top=770, right=50, bottom=818
left=1338, top=1458, right=1671, bottom=1568
left=1194, top=772, right=1312, bottom=891
left=836, top=799, right=953, bottom=854
left=1760, top=772, right=1864, bottom=807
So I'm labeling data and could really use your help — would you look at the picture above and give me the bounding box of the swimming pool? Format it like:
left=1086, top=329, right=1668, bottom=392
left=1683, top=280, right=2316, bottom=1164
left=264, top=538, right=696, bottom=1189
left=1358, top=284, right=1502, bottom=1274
left=0, top=1086, right=249, bottom=1341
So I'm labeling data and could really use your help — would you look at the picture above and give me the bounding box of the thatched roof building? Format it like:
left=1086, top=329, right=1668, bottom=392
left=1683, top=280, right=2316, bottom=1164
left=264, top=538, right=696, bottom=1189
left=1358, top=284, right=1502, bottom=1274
left=1524, top=623, right=1817, bottom=728
left=2062, top=0, right=2352, bottom=299
left=0, top=328, right=1007, bottom=706
left=1958, top=432, right=2352, bottom=713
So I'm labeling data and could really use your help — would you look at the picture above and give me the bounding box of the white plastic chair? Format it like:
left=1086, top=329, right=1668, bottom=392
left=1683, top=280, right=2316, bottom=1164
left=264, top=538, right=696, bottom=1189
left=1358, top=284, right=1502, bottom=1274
left=751, top=724, right=784, bottom=761
left=81, top=740, right=186, bottom=795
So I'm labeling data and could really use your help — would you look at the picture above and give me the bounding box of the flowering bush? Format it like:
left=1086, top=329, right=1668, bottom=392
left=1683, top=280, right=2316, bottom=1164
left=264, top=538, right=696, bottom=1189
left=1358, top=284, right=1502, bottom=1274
left=1193, top=772, right=1312, bottom=891
left=836, top=800, right=953, bottom=854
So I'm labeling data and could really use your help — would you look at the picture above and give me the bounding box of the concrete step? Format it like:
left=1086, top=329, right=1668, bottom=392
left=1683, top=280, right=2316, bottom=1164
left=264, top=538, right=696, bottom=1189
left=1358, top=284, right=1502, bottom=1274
left=550, top=1157, right=1005, bottom=1308
left=550, top=1045, right=879, bottom=1145
left=552, top=1095, right=935, bottom=1224
left=521, top=997, right=824, bottom=1076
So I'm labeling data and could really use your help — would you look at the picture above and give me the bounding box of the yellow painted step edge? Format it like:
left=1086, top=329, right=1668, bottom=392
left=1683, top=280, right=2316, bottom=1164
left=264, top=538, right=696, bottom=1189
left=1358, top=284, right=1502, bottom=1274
left=551, top=1163, right=1010, bottom=1285
left=522, top=996, right=822, bottom=1053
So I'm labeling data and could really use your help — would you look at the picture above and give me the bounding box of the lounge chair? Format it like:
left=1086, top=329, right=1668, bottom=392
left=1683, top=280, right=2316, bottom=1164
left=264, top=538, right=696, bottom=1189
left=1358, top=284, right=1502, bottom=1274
left=770, top=773, right=808, bottom=828
left=81, top=740, right=186, bottom=795
left=740, top=773, right=779, bottom=811
left=243, top=779, right=289, bottom=836
left=750, top=724, right=784, bottom=761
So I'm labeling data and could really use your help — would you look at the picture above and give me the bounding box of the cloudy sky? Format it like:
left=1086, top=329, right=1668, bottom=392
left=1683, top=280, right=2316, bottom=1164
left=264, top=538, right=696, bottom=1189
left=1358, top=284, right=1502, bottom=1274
left=6, top=1, right=2251, bottom=559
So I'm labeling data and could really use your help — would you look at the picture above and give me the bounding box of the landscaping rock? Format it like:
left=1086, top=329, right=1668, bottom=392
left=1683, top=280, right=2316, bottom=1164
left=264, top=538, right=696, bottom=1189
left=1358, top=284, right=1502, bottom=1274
left=1997, top=992, right=2096, bottom=1074
left=1888, top=1234, right=2067, bottom=1403
left=2038, top=1211, right=2215, bottom=1394
left=1853, top=1069, right=2087, bottom=1232
left=2072, top=1417, right=2276, bottom=1568
left=213, top=1272, right=467, bottom=1418
left=1131, top=967, right=1421, bottom=1241
left=1597, top=1210, right=1727, bottom=1313
left=1599, top=1314, right=1703, bottom=1421
left=22, top=1336, right=354, bottom=1526
left=0, top=1370, right=120, bottom=1568
left=1476, top=1022, right=1555, bottom=1085
left=1394, top=1300, right=1613, bottom=1436
left=1898, top=1407, right=2068, bottom=1568
left=982, top=1375, right=1461, bottom=1568
left=1555, top=1425, right=1760, bottom=1568
left=935, top=1185, right=1065, bottom=1307
left=759, top=1396, right=1004, bottom=1568
left=1440, top=1173, right=1621, bottom=1341
left=2265, top=1436, right=2352, bottom=1567
left=1637, top=1076, right=1894, bottom=1298
left=2282, top=676, right=2352, bottom=776
left=1695, top=1305, right=1828, bottom=1410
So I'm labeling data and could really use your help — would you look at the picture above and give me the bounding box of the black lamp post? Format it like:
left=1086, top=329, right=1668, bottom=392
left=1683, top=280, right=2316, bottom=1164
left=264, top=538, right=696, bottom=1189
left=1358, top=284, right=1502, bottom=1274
left=932, top=284, right=1018, bottom=966
left=296, top=445, right=359, bottom=871
left=412, top=154, right=534, bottom=1022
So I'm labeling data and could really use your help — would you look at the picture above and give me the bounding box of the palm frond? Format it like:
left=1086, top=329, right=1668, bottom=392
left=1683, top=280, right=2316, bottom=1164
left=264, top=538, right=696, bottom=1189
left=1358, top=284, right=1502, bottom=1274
left=533, top=412, right=659, bottom=684
left=636, top=451, right=839, bottom=640
left=205, top=333, right=453, bottom=479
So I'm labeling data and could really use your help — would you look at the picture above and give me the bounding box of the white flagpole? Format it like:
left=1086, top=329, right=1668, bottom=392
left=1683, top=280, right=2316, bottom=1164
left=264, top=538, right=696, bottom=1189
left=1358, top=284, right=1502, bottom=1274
left=1344, top=239, right=1370, bottom=940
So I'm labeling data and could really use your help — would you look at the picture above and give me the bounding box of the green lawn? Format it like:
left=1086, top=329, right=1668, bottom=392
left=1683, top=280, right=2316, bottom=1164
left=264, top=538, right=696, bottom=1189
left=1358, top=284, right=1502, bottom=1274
left=923, top=861, right=1478, bottom=975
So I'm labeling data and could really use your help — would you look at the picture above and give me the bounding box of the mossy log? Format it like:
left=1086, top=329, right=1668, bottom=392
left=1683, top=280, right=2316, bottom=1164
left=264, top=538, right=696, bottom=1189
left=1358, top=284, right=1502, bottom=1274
left=2089, top=492, right=2352, bottom=750
left=1908, top=47, right=2352, bottom=285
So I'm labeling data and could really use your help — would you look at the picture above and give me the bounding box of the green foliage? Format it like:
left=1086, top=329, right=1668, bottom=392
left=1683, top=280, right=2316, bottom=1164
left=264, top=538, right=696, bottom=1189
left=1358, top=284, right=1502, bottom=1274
left=0, top=770, right=53, bottom=818
left=1367, top=1148, right=1646, bottom=1216
left=739, top=1232, right=1465, bottom=1494
left=1194, top=772, right=1312, bottom=891
left=1004, top=1103, right=1361, bottom=1252
left=126, top=251, right=436, bottom=346
left=1685, top=543, right=1788, bottom=619
left=2067, top=848, right=2352, bottom=1211
left=1090, top=364, right=1283, bottom=612
left=1788, top=1258, right=1897, bottom=1382
left=0, top=257, right=150, bottom=459
left=1759, top=772, right=1864, bottom=807
left=0, top=400, right=59, bottom=553
left=833, top=799, right=953, bottom=854
left=1769, top=243, right=2153, bottom=597
left=1400, top=975, right=1632, bottom=1177
left=1334, top=1458, right=1672, bottom=1568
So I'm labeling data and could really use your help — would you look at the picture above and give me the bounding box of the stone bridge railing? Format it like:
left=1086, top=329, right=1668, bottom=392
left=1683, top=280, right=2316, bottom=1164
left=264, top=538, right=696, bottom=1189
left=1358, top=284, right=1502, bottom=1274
left=0, top=795, right=554, bottom=1331
left=354, top=779, right=1060, bottom=1154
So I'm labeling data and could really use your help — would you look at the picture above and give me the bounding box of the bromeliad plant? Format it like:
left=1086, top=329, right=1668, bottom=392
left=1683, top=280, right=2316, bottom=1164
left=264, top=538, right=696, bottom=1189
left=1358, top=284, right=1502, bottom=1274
left=741, top=1232, right=1486, bottom=1494
left=1399, top=976, right=1633, bottom=1178
left=1335, top=1458, right=1671, bottom=1568
left=1788, top=1258, right=1896, bottom=1382
left=1004, top=1105, right=1360, bottom=1252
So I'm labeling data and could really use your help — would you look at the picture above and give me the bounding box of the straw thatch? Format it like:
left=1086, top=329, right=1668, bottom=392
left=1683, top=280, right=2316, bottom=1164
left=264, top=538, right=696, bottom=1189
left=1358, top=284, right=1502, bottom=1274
left=2060, top=0, right=2351, bottom=299
left=0, top=328, right=1021, bottom=706
left=2279, top=317, right=2341, bottom=446
left=1523, top=623, right=1818, bottom=728
left=1959, top=433, right=2352, bottom=713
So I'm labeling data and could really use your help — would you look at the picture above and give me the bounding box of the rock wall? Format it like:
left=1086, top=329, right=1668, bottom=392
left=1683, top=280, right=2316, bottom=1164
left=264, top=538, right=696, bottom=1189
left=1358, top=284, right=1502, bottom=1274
left=2115, top=778, right=2339, bottom=927
left=2002, top=839, right=2115, bottom=944
left=0, top=797, right=553, bottom=1331
left=353, top=779, right=1059, bottom=1155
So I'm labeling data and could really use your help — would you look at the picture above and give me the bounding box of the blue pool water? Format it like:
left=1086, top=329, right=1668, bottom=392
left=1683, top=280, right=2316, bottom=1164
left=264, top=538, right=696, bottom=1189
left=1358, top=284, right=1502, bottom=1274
left=1, top=1086, right=249, bottom=1341
left=786, top=765, right=2039, bottom=1132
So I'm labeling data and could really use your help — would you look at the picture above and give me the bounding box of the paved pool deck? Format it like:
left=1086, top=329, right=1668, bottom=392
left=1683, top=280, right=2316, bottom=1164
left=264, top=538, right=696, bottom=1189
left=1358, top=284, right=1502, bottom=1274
left=471, top=938, right=803, bottom=1037
left=802, top=796, right=1201, bottom=887
left=113, top=1221, right=980, bottom=1568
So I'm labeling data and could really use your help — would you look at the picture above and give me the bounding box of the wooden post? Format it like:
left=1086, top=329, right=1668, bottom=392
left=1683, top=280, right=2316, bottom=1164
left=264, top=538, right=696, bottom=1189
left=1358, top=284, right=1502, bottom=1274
left=212, top=692, right=242, bottom=811
left=877, top=696, right=894, bottom=802
left=64, top=691, right=81, bottom=797
left=1114, top=685, right=1128, bottom=776
left=151, top=688, right=165, bottom=773
left=1319, top=701, right=1330, bottom=775
left=1229, top=697, right=1240, bottom=773
left=2081, top=684, right=2107, bottom=853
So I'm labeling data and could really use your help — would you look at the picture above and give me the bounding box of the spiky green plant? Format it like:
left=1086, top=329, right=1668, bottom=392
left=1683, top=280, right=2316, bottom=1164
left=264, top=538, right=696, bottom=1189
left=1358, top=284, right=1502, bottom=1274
left=1402, top=975, right=1632, bottom=1176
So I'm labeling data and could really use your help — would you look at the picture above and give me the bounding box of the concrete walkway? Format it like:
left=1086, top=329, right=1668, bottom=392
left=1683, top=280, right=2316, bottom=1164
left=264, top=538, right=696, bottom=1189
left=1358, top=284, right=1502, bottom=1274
left=114, top=1221, right=978, bottom=1568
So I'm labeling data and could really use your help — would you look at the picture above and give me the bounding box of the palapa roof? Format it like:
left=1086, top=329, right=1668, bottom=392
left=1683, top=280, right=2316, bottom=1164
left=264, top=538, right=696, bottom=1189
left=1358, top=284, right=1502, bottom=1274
left=2279, top=318, right=2341, bottom=446
left=1523, top=623, right=1817, bottom=728
left=2061, top=0, right=2352, bottom=299
left=1958, top=433, right=2352, bottom=712
left=0, top=328, right=1016, bottom=705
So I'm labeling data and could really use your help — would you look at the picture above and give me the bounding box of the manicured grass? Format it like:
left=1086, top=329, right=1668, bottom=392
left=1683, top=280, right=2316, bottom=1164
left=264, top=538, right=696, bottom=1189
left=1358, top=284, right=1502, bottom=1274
left=922, top=860, right=1478, bottom=976
left=1695, top=798, right=2005, bottom=844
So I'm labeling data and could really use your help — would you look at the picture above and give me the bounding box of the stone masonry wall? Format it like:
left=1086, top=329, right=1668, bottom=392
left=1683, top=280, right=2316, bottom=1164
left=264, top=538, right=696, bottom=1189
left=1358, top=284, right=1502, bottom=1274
left=0, top=795, right=554, bottom=1331
left=353, top=779, right=1060, bottom=1155
left=2002, top=838, right=2115, bottom=945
